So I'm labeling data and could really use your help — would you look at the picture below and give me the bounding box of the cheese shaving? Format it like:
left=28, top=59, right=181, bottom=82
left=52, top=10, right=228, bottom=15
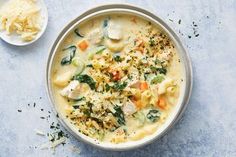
left=0, top=0, right=42, bottom=41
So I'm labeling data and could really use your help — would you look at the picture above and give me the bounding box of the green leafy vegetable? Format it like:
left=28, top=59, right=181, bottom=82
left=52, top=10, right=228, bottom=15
left=73, top=74, right=96, bottom=90
left=74, top=28, right=84, bottom=37
left=154, top=59, right=162, bottom=65
left=88, top=46, right=106, bottom=59
left=151, top=75, right=165, bottom=84
left=74, top=96, right=85, bottom=102
left=103, top=19, right=109, bottom=28
left=112, top=105, right=125, bottom=125
left=95, top=46, right=106, bottom=54
left=61, top=46, right=77, bottom=65
left=150, top=66, right=167, bottom=75
left=86, top=64, right=93, bottom=68
left=113, top=55, right=122, bottom=62
left=112, top=82, right=127, bottom=91
left=105, top=84, right=111, bottom=92
left=146, top=109, right=161, bottom=122
left=72, top=105, right=80, bottom=109
left=61, top=56, right=72, bottom=65
left=157, top=67, right=167, bottom=74
left=83, top=102, right=94, bottom=117
left=144, top=73, right=150, bottom=81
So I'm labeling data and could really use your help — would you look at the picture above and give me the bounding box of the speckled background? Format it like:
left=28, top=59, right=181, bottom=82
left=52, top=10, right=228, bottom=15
left=0, top=0, right=236, bottom=157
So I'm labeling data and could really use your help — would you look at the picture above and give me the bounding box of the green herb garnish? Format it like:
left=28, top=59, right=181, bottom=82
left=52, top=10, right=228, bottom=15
left=149, top=36, right=155, bottom=47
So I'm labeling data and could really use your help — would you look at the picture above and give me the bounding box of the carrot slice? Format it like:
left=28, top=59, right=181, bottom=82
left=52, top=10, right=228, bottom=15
left=111, top=71, right=121, bottom=81
left=78, top=40, right=88, bottom=51
left=157, top=97, right=167, bottom=109
left=134, top=100, right=142, bottom=109
left=139, top=81, right=148, bottom=90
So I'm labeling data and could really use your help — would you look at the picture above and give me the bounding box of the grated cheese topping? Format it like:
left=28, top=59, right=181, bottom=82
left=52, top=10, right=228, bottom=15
left=0, top=0, right=42, bottom=41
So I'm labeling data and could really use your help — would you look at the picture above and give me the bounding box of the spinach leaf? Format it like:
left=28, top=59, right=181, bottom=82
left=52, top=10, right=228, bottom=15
left=112, top=82, right=127, bottom=91
left=86, top=64, right=93, bottom=68
left=73, top=74, right=96, bottom=90
left=144, top=73, right=149, bottom=81
left=72, top=105, right=80, bottom=109
left=61, top=45, right=77, bottom=65
left=157, top=67, right=167, bottom=75
left=154, top=59, right=162, bottom=65
left=146, top=109, right=161, bottom=122
left=61, top=56, right=72, bottom=65
left=74, top=96, right=85, bottom=102
left=113, top=55, right=122, bottom=62
left=103, top=19, right=109, bottom=28
left=74, top=28, right=84, bottom=37
left=112, top=105, right=125, bottom=125
left=82, top=102, right=94, bottom=117
left=72, top=97, right=86, bottom=109
left=150, top=66, right=167, bottom=75
left=105, top=84, right=111, bottom=92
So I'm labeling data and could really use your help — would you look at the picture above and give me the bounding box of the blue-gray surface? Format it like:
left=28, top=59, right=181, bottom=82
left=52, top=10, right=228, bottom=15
left=0, top=0, right=236, bottom=157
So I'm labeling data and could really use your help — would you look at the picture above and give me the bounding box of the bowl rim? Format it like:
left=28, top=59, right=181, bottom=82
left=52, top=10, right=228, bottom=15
left=45, top=3, right=193, bottom=151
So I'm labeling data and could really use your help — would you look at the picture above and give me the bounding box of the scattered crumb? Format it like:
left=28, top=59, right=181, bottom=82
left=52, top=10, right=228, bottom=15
left=178, top=19, right=181, bottom=24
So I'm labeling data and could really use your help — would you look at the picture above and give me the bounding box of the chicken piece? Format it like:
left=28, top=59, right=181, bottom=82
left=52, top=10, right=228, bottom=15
left=107, top=22, right=123, bottom=40
left=60, top=80, right=79, bottom=97
left=123, top=100, right=137, bottom=116
left=67, top=83, right=90, bottom=99
left=87, top=28, right=103, bottom=44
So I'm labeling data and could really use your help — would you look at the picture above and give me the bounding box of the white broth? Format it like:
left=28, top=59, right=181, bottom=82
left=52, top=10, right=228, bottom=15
left=51, top=14, right=184, bottom=143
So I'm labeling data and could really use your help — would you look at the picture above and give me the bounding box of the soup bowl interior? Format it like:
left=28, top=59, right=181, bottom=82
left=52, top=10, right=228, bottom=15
left=46, top=4, right=192, bottom=151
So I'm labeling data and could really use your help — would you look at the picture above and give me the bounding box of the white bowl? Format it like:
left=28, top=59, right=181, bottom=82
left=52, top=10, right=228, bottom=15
left=0, top=0, right=48, bottom=46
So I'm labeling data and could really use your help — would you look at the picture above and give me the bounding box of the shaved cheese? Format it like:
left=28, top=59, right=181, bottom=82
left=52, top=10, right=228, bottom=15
left=39, top=137, right=66, bottom=150
left=39, top=142, right=49, bottom=150
left=50, top=137, right=66, bottom=148
left=0, top=0, right=42, bottom=41
left=35, top=129, right=45, bottom=136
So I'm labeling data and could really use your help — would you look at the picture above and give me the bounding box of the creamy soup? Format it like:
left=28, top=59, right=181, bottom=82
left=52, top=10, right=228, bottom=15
left=51, top=14, right=184, bottom=143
